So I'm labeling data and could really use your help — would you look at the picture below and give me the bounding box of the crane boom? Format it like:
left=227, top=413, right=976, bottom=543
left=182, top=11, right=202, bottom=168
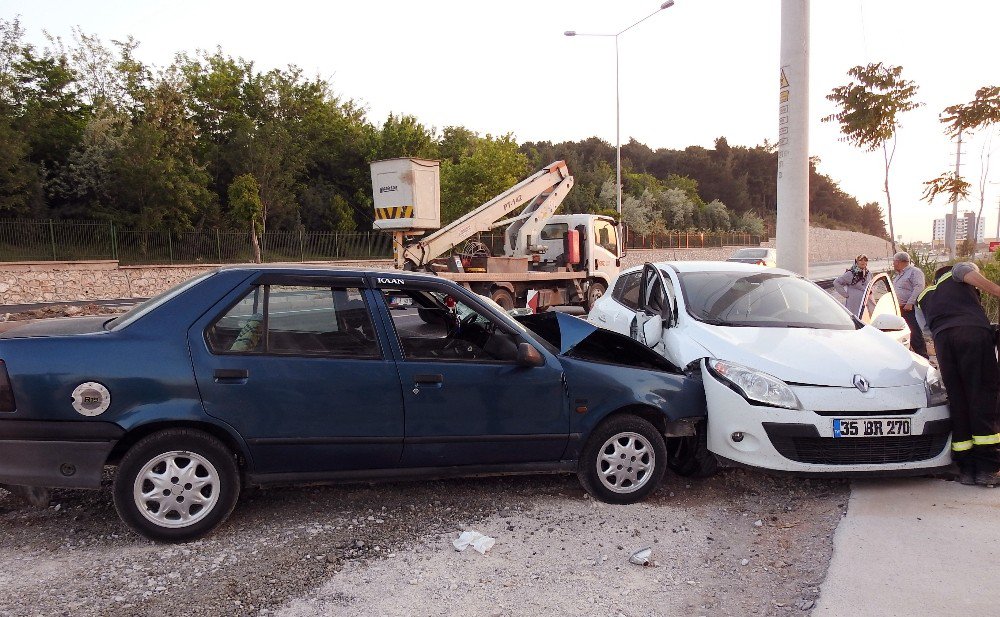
left=401, top=161, right=571, bottom=268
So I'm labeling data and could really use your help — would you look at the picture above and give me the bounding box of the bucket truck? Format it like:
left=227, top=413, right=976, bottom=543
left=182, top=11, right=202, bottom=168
left=371, top=159, right=621, bottom=310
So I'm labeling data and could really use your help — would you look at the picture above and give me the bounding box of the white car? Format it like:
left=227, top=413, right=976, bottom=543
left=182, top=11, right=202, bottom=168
left=726, top=247, right=777, bottom=267
left=588, top=261, right=951, bottom=474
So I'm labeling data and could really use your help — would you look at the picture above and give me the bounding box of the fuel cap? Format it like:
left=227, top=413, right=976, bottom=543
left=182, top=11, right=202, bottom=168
left=71, top=382, right=111, bottom=416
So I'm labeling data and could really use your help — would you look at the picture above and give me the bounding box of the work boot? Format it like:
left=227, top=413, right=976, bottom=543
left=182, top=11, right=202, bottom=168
left=958, top=465, right=977, bottom=486
left=975, top=468, right=1000, bottom=487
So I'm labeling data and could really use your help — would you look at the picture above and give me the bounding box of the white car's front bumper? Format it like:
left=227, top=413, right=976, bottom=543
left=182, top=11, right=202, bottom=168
left=702, top=365, right=952, bottom=474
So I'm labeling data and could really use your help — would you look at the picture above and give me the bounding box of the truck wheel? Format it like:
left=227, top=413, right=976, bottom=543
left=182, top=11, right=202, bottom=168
left=577, top=415, right=666, bottom=504
left=113, top=429, right=240, bottom=543
left=490, top=288, right=516, bottom=311
left=587, top=281, right=607, bottom=311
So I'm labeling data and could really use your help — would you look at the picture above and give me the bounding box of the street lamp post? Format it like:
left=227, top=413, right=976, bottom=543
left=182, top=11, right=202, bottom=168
left=565, top=1, right=675, bottom=220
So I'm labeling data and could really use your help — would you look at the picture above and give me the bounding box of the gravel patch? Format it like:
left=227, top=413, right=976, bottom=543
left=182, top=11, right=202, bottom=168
left=0, top=470, right=847, bottom=616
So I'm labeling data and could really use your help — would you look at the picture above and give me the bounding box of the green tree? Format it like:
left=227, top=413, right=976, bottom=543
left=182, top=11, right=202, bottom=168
left=438, top=126, right=477, bottom=163
left=375, top=113, right=437, bottom=160
left=939, top=85, right=1000, bottom=242
left=621, top=188, right=655, bottom=235
left=921, top=171, right=971, bottom=206
left=439, top=132, right=528, bottom=224
left=823, top=63, right=921, bottom=252
left=228, top=173, right=262, bottom=262
left=942, top=86, right=1000, bottom=135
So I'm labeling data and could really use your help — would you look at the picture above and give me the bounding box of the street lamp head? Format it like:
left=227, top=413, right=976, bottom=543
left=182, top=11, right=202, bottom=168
left=660, top=1, right=675, bottom=9
left=564, top=30, right=576, bottom=36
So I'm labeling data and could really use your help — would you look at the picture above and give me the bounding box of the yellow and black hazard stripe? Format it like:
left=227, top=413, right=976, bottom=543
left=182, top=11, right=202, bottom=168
left=374, top=206, right=414, bottom=220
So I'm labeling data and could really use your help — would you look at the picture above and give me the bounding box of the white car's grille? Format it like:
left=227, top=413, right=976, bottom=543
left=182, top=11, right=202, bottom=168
left=791, top=384, right=927, bottom=412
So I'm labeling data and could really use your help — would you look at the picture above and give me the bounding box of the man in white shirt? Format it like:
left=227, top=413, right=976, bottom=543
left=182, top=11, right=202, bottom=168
left=891, top=252, right=928, bottom=359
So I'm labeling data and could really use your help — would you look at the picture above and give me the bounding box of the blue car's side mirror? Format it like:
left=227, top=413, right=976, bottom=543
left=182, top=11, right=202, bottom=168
left=517, top=343, right=545, bottom=367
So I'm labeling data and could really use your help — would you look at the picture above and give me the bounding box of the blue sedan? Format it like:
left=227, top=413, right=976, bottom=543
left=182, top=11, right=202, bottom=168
left=0, top=266, right=707, bottom=541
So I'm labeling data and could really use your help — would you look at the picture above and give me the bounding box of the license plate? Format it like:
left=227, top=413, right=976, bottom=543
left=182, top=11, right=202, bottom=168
left=392, top=297, right=412, bottom=306
left=833, top=418, right=911, bottom=438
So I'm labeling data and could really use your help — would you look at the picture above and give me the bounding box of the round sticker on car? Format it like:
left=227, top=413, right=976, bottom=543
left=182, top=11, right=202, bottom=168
left=71, top=382, right=111, bottom=416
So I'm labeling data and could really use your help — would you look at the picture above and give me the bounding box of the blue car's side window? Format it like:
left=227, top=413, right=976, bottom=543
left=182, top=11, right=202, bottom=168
left=206, top=284, right=380, bottom=359
left=378, top=288, right=519, bottom=363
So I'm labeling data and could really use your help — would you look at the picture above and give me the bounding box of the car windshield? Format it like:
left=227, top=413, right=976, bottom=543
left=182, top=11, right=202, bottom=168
left=676, top=270, right=858, bottom=329
left=732, top=248, right=769, bottom=259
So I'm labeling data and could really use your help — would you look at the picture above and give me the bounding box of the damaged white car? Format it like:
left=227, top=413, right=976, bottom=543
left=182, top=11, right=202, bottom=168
left=588, top=262, right=951, bottom=475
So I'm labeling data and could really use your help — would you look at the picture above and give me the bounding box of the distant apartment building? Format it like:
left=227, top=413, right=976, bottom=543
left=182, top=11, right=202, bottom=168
left=932, top=211, right=984, bottom=247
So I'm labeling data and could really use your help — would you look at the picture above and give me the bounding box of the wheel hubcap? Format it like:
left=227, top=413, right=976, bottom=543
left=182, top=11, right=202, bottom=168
left=133, top=450, right=220, bottom=528
left=596, top=431, right=654, bottom=493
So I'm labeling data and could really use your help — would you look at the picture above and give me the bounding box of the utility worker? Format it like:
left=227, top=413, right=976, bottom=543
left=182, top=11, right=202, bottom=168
left=891, top=252, right=929, bottom=358
left=917, top=262, right=1000, bottom=486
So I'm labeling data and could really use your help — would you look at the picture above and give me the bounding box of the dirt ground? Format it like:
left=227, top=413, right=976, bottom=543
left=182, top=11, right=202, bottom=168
left=0, top=304, right=848, bottom=616
left=0, top=470, right=847, bottom=617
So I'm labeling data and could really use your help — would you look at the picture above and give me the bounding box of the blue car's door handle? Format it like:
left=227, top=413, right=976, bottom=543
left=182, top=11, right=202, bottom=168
left=214, top=368, right=249, bottom=381
left=414, top=374, right=443, bottom=385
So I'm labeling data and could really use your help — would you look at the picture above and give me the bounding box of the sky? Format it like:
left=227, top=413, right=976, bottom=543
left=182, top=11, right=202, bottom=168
left=4, top=0, right=998, bottom=243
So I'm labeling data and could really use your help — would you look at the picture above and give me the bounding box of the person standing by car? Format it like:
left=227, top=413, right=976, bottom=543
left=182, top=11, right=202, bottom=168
left=891, top=251, right=929, bottom=358
left=917, top=262, right=1000, bottom=487
left=834, top=254, right=871, bottom=317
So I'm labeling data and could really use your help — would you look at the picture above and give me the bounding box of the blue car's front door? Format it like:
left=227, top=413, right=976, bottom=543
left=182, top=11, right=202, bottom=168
left=370, top=278, right=569, bottom=467
left=188, top=274, right=404, bottom=475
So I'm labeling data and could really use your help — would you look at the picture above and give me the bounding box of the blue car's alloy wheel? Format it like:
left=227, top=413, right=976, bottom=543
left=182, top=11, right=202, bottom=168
left=596, top=431, right=655, bottom=494
left=114, top=429, right=240, bottom=542
left=578, top=415, right=667, bottom=504
left=132, top=450, right=221, bottom=529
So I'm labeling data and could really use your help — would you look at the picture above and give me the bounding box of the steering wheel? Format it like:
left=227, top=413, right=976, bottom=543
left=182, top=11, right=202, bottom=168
left=460, top=312, right=478, bottom=329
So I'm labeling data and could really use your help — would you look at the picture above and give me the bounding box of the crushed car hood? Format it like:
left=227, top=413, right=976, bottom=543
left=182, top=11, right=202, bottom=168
left=689, top=323, right=925, bottom=387
left=516, top=312, right=680, bottom=372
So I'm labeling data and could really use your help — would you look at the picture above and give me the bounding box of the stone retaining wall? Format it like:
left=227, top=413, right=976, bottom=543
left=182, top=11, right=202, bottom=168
left=0, top=227, right=892, bottom=305
left=0, top=260, right=394, bottom=306
left=622, top=227, right=893, bottom=269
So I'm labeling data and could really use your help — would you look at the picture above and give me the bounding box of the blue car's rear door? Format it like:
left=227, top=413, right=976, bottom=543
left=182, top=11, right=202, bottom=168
left=188, top=273, right=404, bottom=475
left=369, top=278, right=569, bottom=468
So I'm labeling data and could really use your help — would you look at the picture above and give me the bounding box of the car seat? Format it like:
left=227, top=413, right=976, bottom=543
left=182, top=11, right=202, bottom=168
left=229, top=313, right=264, bottom=352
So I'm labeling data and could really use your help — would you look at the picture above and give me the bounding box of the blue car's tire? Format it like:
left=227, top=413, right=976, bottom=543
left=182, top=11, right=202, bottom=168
left=578, top=415, right=667, bottom=504
left=113, top=429, right=240, bottom=543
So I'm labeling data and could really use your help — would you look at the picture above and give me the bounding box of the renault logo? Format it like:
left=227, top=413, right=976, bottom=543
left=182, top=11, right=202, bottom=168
left=853, top=375, right=870, bottom=393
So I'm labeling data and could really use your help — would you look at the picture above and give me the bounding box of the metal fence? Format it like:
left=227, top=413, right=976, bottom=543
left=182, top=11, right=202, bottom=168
left=0, top=220, right=395, bottom=265
left=0, top=220, right=763, bottom=265
left=456, top=230, right=763, bottom=253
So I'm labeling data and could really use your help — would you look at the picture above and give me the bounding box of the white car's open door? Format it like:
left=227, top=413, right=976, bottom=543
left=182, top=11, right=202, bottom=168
left=861, top=273, right=910, bottom=348
left=630, top=263, right=676, bottom=357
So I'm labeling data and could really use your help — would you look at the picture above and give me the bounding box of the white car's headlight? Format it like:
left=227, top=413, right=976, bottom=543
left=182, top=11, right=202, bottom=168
left=708, top=359, right=801, bottom=410
left=925, top=365, right=948, bottom=407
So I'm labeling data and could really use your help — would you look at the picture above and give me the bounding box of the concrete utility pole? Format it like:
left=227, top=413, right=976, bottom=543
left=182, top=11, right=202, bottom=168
left=949, top=130, right=963, bottom=259
left=776, top=0, right=810, bottom=275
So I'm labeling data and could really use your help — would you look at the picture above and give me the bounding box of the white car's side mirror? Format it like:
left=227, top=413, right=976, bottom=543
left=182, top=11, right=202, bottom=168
left=871, top=313, right=907, bottom=332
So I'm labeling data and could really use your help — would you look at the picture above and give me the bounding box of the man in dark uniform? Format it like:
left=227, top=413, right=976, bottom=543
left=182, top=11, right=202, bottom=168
left=918, top=262, right=1000, bottom=486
